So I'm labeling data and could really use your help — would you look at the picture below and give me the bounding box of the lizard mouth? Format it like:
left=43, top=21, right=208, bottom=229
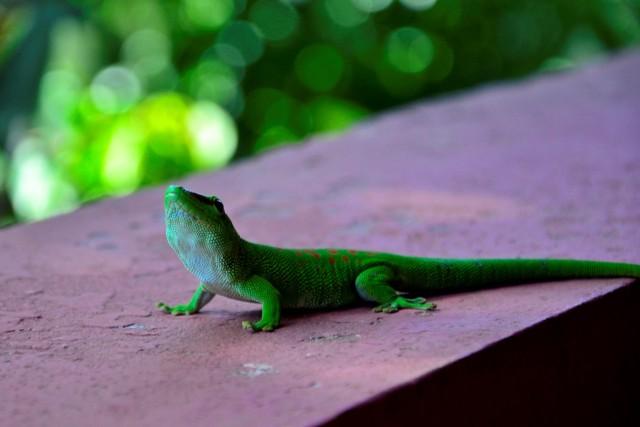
left=165, top=186, right=209, bottom=223
left=165, top=185, right=184, bottom=202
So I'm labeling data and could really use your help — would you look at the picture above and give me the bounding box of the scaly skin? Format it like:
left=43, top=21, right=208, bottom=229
left=156, top=186, right=640, bottom=332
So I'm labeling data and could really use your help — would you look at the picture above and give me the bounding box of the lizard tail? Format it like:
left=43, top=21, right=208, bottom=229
left=407, top=258, right=640, bottom=292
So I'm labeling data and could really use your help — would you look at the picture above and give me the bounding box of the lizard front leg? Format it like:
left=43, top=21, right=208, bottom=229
left=156, top=283, right=215, bottom=315
left=235, top=275, right=281, bottom=332
left=355, top=266, right=436, bottom=313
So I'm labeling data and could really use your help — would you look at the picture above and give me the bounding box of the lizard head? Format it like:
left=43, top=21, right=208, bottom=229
left=164, top=185, right=241, bottom=278
left=164, top=185, right=226, bottom=219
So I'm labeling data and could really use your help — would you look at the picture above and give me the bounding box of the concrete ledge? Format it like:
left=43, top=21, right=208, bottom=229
left=1, top=51, right=639, bottom=426
left=326, top=284, right=640, bottom=427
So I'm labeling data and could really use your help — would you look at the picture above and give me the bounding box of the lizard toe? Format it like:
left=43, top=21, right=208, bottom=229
left=373, top=302, right=399, bottom=313
left=156, top=302, right=172, bottom=314
left=374, top=297, right=437, bottom=313
left=395, top=296, right=437, bottom=311
left=242, top=319, right=278, bottom=332
left=242, top=320, right=255, bottom=331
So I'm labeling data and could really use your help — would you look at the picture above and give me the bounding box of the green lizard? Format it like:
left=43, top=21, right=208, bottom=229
left=156, top=185, right=640, bottom=332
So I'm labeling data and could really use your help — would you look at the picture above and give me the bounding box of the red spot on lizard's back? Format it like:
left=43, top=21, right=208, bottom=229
left=328, top=256, right=336, bottom=265
left=304, top=249, right=321, bottom=259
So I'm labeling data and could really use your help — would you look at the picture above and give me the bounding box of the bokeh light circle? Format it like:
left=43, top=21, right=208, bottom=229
left=249, top=0, right=299, bottom=41
left=215, top=21, right=264, bottom=67
left=295, top=44, right=345, bottom=92
left=385, top=27, right=434, bottom=73
left=185, top=59, right=238, bottom=106
left=351, top=0, right=393, bottom=13
left=181, top=0, right=234, bottom=31
left=399, top=0, right=438, bottom=11
left=121, top=29, right=171, bottom=78
left=323, top=0, right=368, bottom=28
left=90, top=66, right=142, bottom=113
left=187, top=101, right=238, bottom=169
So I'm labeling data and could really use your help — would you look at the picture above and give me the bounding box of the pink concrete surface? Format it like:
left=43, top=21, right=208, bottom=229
left=1, top=51, right=639, bottom=426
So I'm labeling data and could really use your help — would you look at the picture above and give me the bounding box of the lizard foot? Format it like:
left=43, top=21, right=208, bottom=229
left=242, top=319, right=277, bottom=332
left=156, top=302, right=196, bottom=316
left=373, top=297, right=437, bottom=313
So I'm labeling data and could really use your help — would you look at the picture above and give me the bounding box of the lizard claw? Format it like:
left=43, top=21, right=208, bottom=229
left=372, top=304, right=398, bottom=313
left=373, top=297, right=437, bottom=313
left=156, top=302, right=194, bottom=316
left=156, top=302, right=171, bottom=314
left=242, top=320, right=276, bottom=332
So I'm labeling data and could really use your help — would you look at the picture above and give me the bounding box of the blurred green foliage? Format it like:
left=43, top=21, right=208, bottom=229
left=0, top=0, right=639, bottom=225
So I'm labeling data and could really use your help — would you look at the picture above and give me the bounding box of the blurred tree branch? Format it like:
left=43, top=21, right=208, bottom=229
left=0, top=0, right=78, bottom=221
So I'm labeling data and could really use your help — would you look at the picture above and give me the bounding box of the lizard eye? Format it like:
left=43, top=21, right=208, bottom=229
left=213, top=199, right=224, bottom=213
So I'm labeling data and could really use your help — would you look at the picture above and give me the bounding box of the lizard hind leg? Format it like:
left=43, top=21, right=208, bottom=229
left=355, top=266, right=437, bottom=313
